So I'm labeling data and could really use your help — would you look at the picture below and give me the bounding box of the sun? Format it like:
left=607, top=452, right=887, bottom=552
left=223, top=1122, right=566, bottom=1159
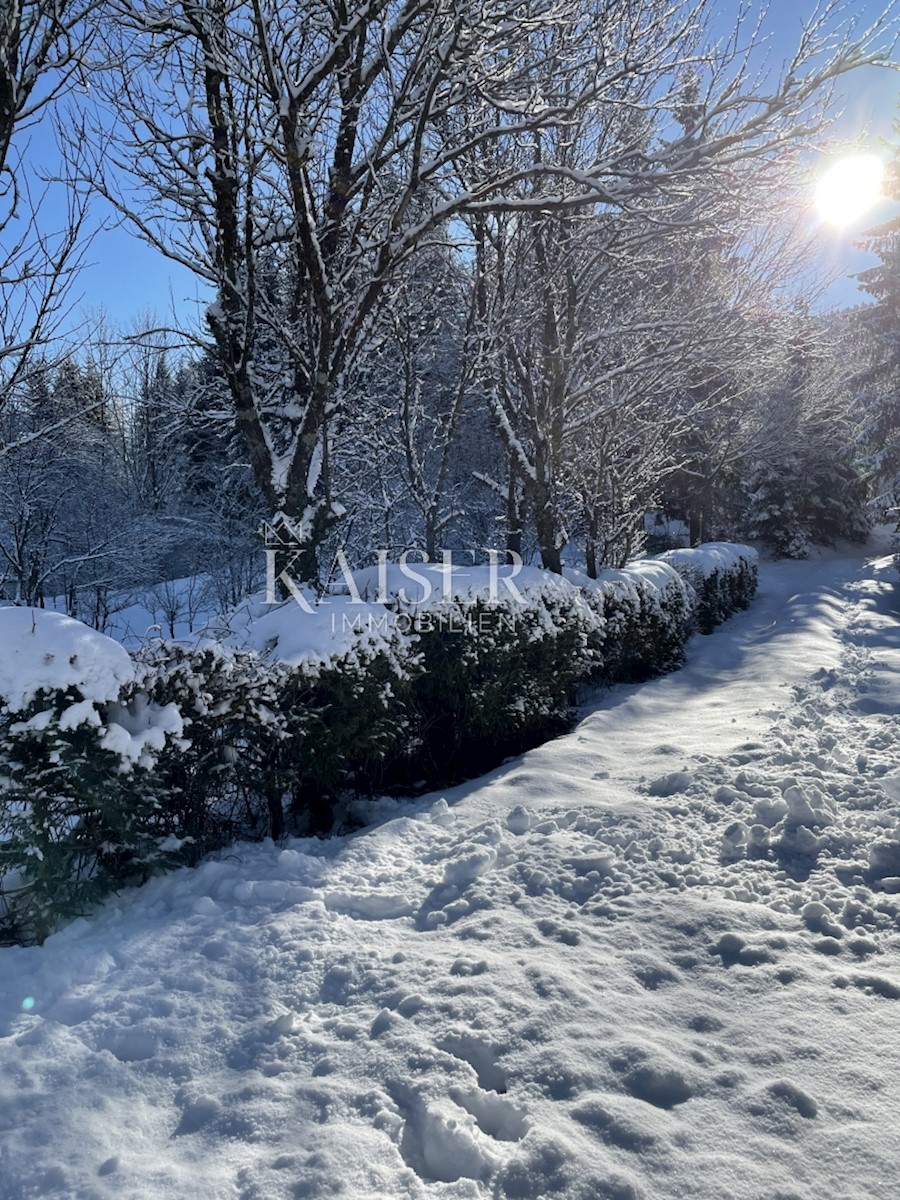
left=815, top=154, right=885, bottom=227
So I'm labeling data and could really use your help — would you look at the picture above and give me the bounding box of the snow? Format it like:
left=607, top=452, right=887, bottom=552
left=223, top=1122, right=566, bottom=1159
left=101, top=694, right=185, bottom=769
left=657, top=542, right=758, bottom=580
left=0, top=608, right=183, bottom=769
left=644, top=513, right=689, bottom=546
left=216, top=592, right=399, bottom=670
left=1, top=541, right=900, bottom=1198
left=563, top=560, right=685, bottom=600
left=0, top=608, right=135, bottom=713
left=16, top=577, right=220, bottom=647
left=615, top=558, right=687, bottom=593
left=215, top=563, right=592, bottom=671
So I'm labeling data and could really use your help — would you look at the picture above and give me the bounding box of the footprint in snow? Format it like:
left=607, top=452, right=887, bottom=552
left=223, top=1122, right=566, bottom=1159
left=623, top=1062, right=693, bottom=1109
left=536, top=918, right=580, bottom=946
left=834, top=973, right=900, bottom=1000
left=496, top=1136, right=641, bottom=1200
left=438, top=1032, right=509, bottom=1094
left=647, top=771, right=693, bottom=797
left=571, top=1095, right=661, bottom=1151
left=609, top=1045, right=695, bottom=1109
left=449, top=1086, right=528, bottom=1142
left=99, top=1028, right=158, bottom=1063
left=173, top=1091, right=221, bottom=1136
left=322, top=891, right=414, bottom=920
left=632, top=959, right=680, bottom=991
left=388, top=1082, right=500, bottom=1184
left=748, top=1079, right=818, bottom=1122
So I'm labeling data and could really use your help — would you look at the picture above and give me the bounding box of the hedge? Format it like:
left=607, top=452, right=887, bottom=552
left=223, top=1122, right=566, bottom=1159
left=656, top=543, right=758, bottom=634
left=0, top=545, right=757, bottom=942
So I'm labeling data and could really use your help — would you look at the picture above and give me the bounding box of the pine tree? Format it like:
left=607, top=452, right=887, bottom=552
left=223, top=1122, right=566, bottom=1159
left=743, top=313, right=869, bottom=557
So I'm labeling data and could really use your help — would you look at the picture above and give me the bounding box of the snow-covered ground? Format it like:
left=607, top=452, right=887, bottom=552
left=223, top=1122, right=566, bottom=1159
left=1, top=542, right=899, bottom=1200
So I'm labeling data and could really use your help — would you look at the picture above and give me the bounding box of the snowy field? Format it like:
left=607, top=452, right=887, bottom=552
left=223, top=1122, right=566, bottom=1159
left=1, top=542, right=899, bottom=1200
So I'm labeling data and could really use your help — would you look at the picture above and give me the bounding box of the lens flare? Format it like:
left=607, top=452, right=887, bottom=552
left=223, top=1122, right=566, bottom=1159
left=815, top=155, right=884, bottom=227
left=21, top=997, right=35, bottom=1011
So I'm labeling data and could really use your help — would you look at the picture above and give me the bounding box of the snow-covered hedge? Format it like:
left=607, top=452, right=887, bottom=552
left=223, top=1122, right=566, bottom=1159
left=565, top=560, right=696, bottom=683
left=0, top=546, right=758, bottom=941
left=656, top=543, right=758, bottom=634
left=0, top=610, right=185, bottom=944
left=136, top=630, right=412, bottom=844
left=351, top=565, right=602, bottom=784
left=135, top=642, right=295, bottom=851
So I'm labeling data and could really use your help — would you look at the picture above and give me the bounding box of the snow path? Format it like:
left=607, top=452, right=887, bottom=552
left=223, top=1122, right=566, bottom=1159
left=1, top=548, right=900, bottom=1200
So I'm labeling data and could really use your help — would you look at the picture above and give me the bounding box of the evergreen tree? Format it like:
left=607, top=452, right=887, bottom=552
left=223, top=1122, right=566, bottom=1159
left=744, top=314, right=869, bottom=557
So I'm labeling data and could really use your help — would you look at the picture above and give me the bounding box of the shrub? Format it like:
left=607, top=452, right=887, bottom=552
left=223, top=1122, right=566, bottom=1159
left=0, top=610, right=184, bottom=944
left=565, top=560, right=695, bottom=682
left=657, top=543, right=758, bottom=633
left=135, top=641, right=293, bottom=852
left=276, top=639, right=412, bottom=831
left=364, top=570, right=601, bottom=785
left=136, top=623, right=413, bottom=840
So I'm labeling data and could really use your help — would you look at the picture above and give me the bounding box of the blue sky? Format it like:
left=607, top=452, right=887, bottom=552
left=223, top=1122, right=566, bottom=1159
left=754, top=0, right=900, bottom=307
left=10, top=0, right=900, bottom=337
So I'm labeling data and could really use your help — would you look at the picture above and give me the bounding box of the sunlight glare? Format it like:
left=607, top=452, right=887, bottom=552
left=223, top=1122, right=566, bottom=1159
left=815, top=155, right=884, bottom=227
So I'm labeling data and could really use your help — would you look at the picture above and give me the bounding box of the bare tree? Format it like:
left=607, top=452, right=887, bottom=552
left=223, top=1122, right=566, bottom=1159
left=90, top=0, right=894, bottom=577
left=463, top=17, right=888, bottom=572
left=334, top=241, right=485, bottom=560
left=0, top=0, right=99, bottom=424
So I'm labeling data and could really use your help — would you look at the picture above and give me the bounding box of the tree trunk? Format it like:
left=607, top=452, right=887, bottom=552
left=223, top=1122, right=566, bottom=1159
left=535, top=493, right=562, bottom=574
left=506, top=466, right=524, bottom=562
left=585, top=512, right=599, bottom=579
